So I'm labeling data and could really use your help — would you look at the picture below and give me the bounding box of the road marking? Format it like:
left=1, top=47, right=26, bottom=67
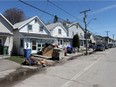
left=61, top=57, right=101, bottom=87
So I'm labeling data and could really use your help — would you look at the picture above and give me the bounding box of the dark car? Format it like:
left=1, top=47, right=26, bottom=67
left=108, top=44, right=113, bottom=48
left=95, top=44, right=105, bottom=51
left=104, top=44, right=109, bottom=49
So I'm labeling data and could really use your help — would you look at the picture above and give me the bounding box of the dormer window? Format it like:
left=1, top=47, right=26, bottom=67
left=28, top=25, right=32, bottom=31
left=58, top=29, right=61, bottom=34
left=39, top=26, right=44, bottom=32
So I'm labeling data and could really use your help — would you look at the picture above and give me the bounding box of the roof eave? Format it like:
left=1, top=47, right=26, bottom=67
left=0, top=13, right=14, bottom=28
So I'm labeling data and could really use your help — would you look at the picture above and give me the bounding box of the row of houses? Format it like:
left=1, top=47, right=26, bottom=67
left=0, top=14, right=85, bottom=56
left=0, top=13, right=115, bottom=56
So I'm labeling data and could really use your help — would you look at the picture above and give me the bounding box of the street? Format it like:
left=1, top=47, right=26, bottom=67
left=13, top=48, right=116, bottom=87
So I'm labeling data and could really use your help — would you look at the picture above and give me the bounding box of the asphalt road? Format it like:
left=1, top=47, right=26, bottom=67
left=13, top=48, right=116, bottom=87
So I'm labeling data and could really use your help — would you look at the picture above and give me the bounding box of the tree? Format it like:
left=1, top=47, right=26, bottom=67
left=72, top=34, right=80, bottom=52
left=3, top=8, right=25, bottom=24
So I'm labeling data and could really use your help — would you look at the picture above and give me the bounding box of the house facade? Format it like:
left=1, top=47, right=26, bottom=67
left=65, top=23, right=85, bottom=48
left=0, top=13, right=13, bottom=55
left=13, top=16, right=54, bottom=55
left=46, top=22, right=71, bottom=48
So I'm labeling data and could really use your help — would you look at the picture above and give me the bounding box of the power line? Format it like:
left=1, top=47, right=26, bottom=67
left=40, top=1, right=49, bottom=18
left=47, top=0, right=82, bottom=22
left=18, top=0, right=66, bottom=21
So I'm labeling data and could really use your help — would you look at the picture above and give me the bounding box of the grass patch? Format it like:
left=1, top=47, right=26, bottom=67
left=6, top=56, right=25, bottom=64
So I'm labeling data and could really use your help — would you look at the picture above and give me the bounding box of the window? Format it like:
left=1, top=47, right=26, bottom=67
left=39, top=26, right=44, bottom=32
left=20, top=39, right=24, bottom=47
left=72, top=32, right=74, bottom=36
left=32, top=40, right=36, bottom=50
left=80, top=41, right=83, bottom=46
left=80, top=33, right=83, bottom=38
left=58, top=29, right=61, bottom=34
left=28, top=25, right=32, bottom=31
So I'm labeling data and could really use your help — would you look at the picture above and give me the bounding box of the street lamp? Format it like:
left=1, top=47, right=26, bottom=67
left=87, top=18, right=96, bottom=26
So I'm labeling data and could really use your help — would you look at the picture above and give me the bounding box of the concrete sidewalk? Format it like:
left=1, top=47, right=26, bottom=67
left=0, top=49, right=94, bottom=87
left=0, top=59, right=21, bottom=79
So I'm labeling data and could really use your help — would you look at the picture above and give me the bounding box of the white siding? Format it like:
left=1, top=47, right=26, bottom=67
left=68, top=24, right=84, bottom=40
left=19, top=20, right=48, bottom=35
left=51, top=26, right=67, bottom=37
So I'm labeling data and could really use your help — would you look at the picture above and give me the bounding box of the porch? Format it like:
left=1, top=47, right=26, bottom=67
left=19, top=33, right=55, bottom=55
left=0, top=32, right=13, bottom=55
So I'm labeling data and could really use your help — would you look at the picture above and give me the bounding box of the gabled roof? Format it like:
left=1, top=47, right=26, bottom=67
left=13, top=16, right=50, bottom=33
left=13, top=16, right=37, bottom=29
left=46, top=22, right=67, bottom=33
left=66, top=22, right=85, bottom=32
left=0, top=13, right=14, bottom=28
left=65, top=22, right=85, bottom=31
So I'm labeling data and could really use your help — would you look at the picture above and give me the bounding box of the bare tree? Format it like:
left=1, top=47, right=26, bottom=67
left=3, top=8, right=25, bottom=24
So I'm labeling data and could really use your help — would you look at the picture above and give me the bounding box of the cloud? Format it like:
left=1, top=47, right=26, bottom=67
left=90, top=4, right=116, bottom=15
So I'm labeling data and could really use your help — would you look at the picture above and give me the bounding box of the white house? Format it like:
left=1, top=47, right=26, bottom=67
left=13, top=16, right=54, bottom=55
left=0, top=13, right=13, bottom=55
left=46, top=22, right=71, bottom=48
left=65, top=23, right=85, bottom=48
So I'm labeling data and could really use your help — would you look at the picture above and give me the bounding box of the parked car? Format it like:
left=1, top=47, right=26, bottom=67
left=104, top=44, right=109, bottom=49
left=95, top=44, right=105, bottom=51
left=108, top=44, right=113, bottom=48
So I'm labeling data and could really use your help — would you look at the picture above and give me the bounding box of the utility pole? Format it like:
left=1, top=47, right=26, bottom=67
left=105, top=31, right=110, bottom=37
left=80, top=9, right=90, bottom=55
left=105, top=31, right=110, bottom=45
left=112, top=34, right=115, bottom=47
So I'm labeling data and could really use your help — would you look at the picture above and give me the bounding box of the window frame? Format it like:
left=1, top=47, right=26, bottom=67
left=39, top=26, right=44, bottom=32
left=58, top=29, right=62, bottom=34
left=28, top=24, right=32, bottom=31
left=32, top=40, right=36, bottom=50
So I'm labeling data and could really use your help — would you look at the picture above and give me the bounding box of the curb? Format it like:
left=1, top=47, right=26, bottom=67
left=0, top=51, right=94, bottom=87
left=0, top=66, right=44, bottom=87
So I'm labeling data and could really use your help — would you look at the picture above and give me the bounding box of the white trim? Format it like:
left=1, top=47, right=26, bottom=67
left=0, top=13, right=14, bottom=28
left=16, top=16, right=51, bottom=34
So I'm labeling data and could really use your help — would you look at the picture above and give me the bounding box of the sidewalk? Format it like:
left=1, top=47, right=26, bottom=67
left=0, top=59, right=20, bottom=79
left=0, top=49, right=94, bottom=86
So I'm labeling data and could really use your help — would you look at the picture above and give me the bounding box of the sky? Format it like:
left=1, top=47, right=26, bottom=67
left=0, top=0, right=116, bottom=38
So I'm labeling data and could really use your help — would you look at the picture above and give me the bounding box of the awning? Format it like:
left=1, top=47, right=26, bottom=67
left=20, top=32, right=54, bottom=39
left=0, top=32, right=13, bottom=36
